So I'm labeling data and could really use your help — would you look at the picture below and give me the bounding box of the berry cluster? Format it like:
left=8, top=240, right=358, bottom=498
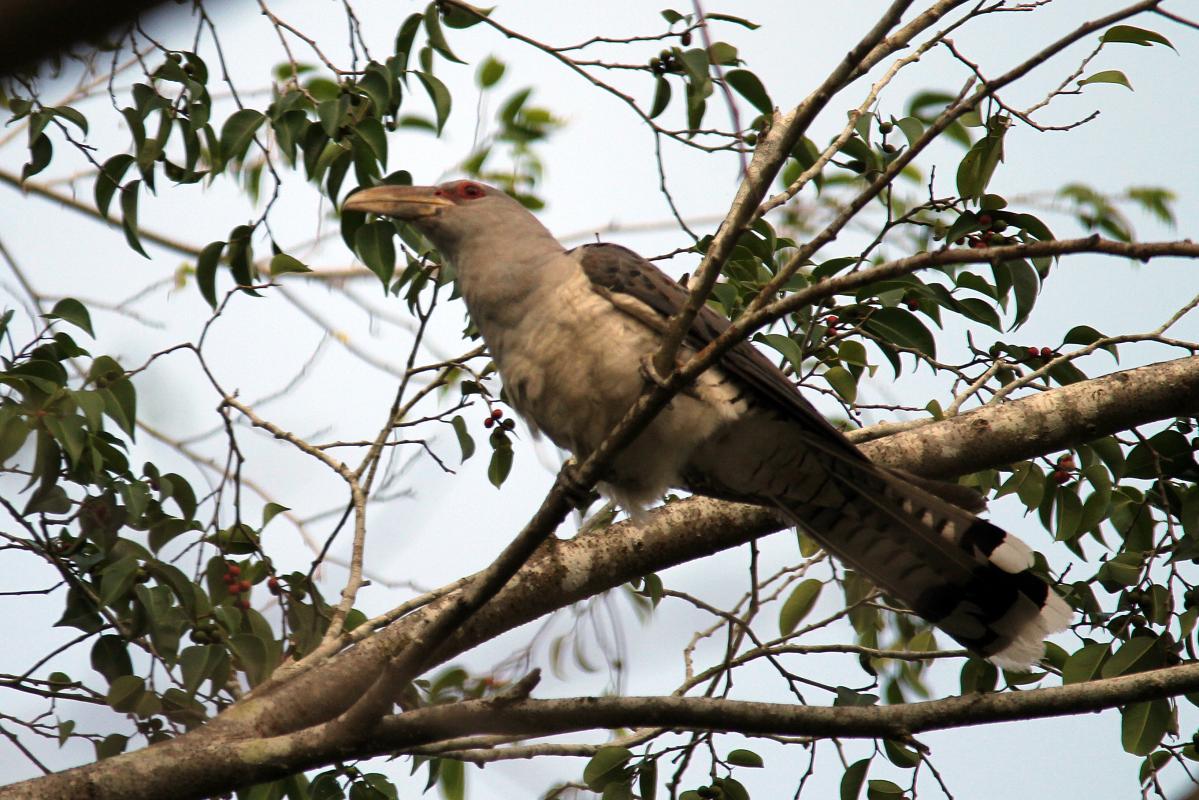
left=1026, top=346, right=1056, bottom=360
left=483, top=407, right=515, bottom=431
left=1051, top=453, right=1075, bottom=484
left=221, top=562, right=252, bottom=610
left=649, top=48, right=683, bottom=75
left=953, top=214, right=1012, bottom=248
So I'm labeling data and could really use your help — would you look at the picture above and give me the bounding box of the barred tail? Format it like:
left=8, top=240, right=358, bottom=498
left=684, top=416, right=1072, bottom=669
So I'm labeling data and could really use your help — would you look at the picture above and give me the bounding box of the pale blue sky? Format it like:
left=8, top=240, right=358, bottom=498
left=1, top=1, right=1196, bottom=797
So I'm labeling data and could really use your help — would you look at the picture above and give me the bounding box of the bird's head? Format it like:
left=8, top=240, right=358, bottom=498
left=343, top=179, right=556, bottom=263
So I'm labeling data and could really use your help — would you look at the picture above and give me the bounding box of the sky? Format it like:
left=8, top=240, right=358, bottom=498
left=1, top=1, right=1198, bottom=797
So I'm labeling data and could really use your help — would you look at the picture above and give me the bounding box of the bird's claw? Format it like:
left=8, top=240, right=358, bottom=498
left=557, top=460, right=600, bottom=511
left=640, top=354, right=670, bottom=389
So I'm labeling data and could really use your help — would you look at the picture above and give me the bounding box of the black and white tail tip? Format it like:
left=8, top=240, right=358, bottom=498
left=960, top=520, right=1071, bottom=671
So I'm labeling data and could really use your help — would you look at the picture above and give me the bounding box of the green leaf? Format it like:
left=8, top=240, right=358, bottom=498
left=179, top=645, right=224, bottom=694
left=894, top=116, right=923, bottom=148
left=0, top=412, right=29, bottom=465
left=1121, top=699, right=1171, bottom=756
left=22, top=133, right=52, bottom=181
left=726, top=749, right=764, bottom=768
left=959, top=657, right=999, bottom=693
left=441, top=2, right=491, bottom=29
left=711, top=778, right=748, bottom=800
left=840, top=758, right=870, bottom=800
left=450, top=415, right=476, bottom=462
left=355, top=221, right=397, bottom=286
left=269, top=253, right=311, bottom=276
left=56, top=718, right=76, bottom=746
left=724, top=69, right=772, bottom=114
left=228, top=633, right=272, bottom=686
left=779, top=578, right=822, bottom=636
left=44, top=298, right=94, bottom=337
left=1102, top=636, right=1161, bottom=678
left=755, top=333, right=803, bottom=373
left=584, top=747, right=632, bottom=790
left=956, top=117, right=1007, bottom=201
left=1005, top=259, right=1039, bottom=329
left=51, top=105, right=88, bottom=134
left=119, top=180, right=150, bottom=258
left=439, top=758, right=465, bottom=800
left=95, top=734, right=128, bottom=760
left=196, top=240, right=225, bottom=308
left=866, top=779, right=905, bottom=799
left=1079, top=70, right=1132, bottom=90
left=91, top=634, right=134, bottom=682
left=707, top=12, right=759, bottom=29
left=1101, top=25, right=1175, bottom=50
left=423, top=2, right=466, bottom=64
left=262, top=502, right=290, bottom=527
left=487, top=443, right=513, bottom=488
left=96, top=154, right=135, bottom=219
left=649, top=76, right=672, bottom=119
left=355, top=118, right=388, bottom=165
left=883, top=739, right=920, bottom=769
left=416, top=72, right=453, bottom=133
left=219, top=108, right=266, bottom=162
left=864, top=306, right=936, bottom=361
left=104, top=676, right=143, bottom=714
left=100, top=379, right=137, bottom=438
left=824, top=365, right=858, bottom=402
left=100, top=556, right=138, bottom=606
left=478, top=56, right=505, bottom=88
left=639, top=760, right=657, bottom=800
left=317, top=97, right=346, bottom=139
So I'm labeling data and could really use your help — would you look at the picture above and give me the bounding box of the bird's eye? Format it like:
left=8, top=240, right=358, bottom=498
left=461, top=183, right=484, bottom=199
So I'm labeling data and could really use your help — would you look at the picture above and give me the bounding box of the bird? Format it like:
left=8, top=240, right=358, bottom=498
left=342, top=179, right=1072, bottom=669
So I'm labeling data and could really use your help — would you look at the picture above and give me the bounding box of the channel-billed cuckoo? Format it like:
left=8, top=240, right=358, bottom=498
left=343, top=179, right=1071, bottom=668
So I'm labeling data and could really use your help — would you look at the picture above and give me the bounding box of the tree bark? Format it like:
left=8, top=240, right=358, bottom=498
left=3, top=355, right=1197, bottom=799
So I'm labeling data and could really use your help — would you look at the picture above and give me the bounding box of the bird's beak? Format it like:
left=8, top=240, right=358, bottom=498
left=342, top=185, right=451, bottom=219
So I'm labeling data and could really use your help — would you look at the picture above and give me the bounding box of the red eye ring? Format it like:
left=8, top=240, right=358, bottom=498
left=460, top=183, right=484, bottom=199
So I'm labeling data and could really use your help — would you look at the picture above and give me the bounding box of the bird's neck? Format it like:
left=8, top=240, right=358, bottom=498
left=452, top=233, right=568, bottom=322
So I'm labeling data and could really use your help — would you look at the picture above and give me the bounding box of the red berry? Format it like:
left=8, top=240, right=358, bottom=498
left=267, top=576, right=281, bottom=594
left=1052, top=470, right=1070, bottom=484
left=1039, top=347, right=1053, bottom=358
left=238, top=580, right=252, bottom=593
left=484, top=417, right=495, bottom=428
left=954, top=238, right=965, bottom=246
left=970, top=237, right=988, bottom=249
left=904, top=298, right=919, bottom=311
left=491, top=408, right=503, bottom=419
left=978, top=214, right=993, bottom=227
left=1026, top=346, right=1039, bottom=358
left=824, top=314, right=839, bottom=326
left=237, top=599, right=251, bottom=610
left=227, top=564, right=241, bottom=577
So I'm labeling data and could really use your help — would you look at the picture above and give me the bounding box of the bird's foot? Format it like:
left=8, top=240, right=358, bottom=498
left=639, top=354, right=671, bottom=389
left=557, top=459, right=601, bottom=511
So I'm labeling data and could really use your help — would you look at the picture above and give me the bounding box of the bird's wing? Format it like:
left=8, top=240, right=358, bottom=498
left=572, top=243, right=984, bottom=506
left=571, top=243, right=1070, bottom=669
left=572, top=242, right=862, bottom=452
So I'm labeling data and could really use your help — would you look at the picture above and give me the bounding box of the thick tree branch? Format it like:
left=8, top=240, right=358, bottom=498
left=183, top=356, right=1199, bottom=739
left=4, top=348, right=1197, bottom=796
left=373, top=660, right=1199, bottom=744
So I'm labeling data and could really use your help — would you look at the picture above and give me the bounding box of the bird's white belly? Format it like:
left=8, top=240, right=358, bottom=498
left=483, top=270, right=742, bottom=512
